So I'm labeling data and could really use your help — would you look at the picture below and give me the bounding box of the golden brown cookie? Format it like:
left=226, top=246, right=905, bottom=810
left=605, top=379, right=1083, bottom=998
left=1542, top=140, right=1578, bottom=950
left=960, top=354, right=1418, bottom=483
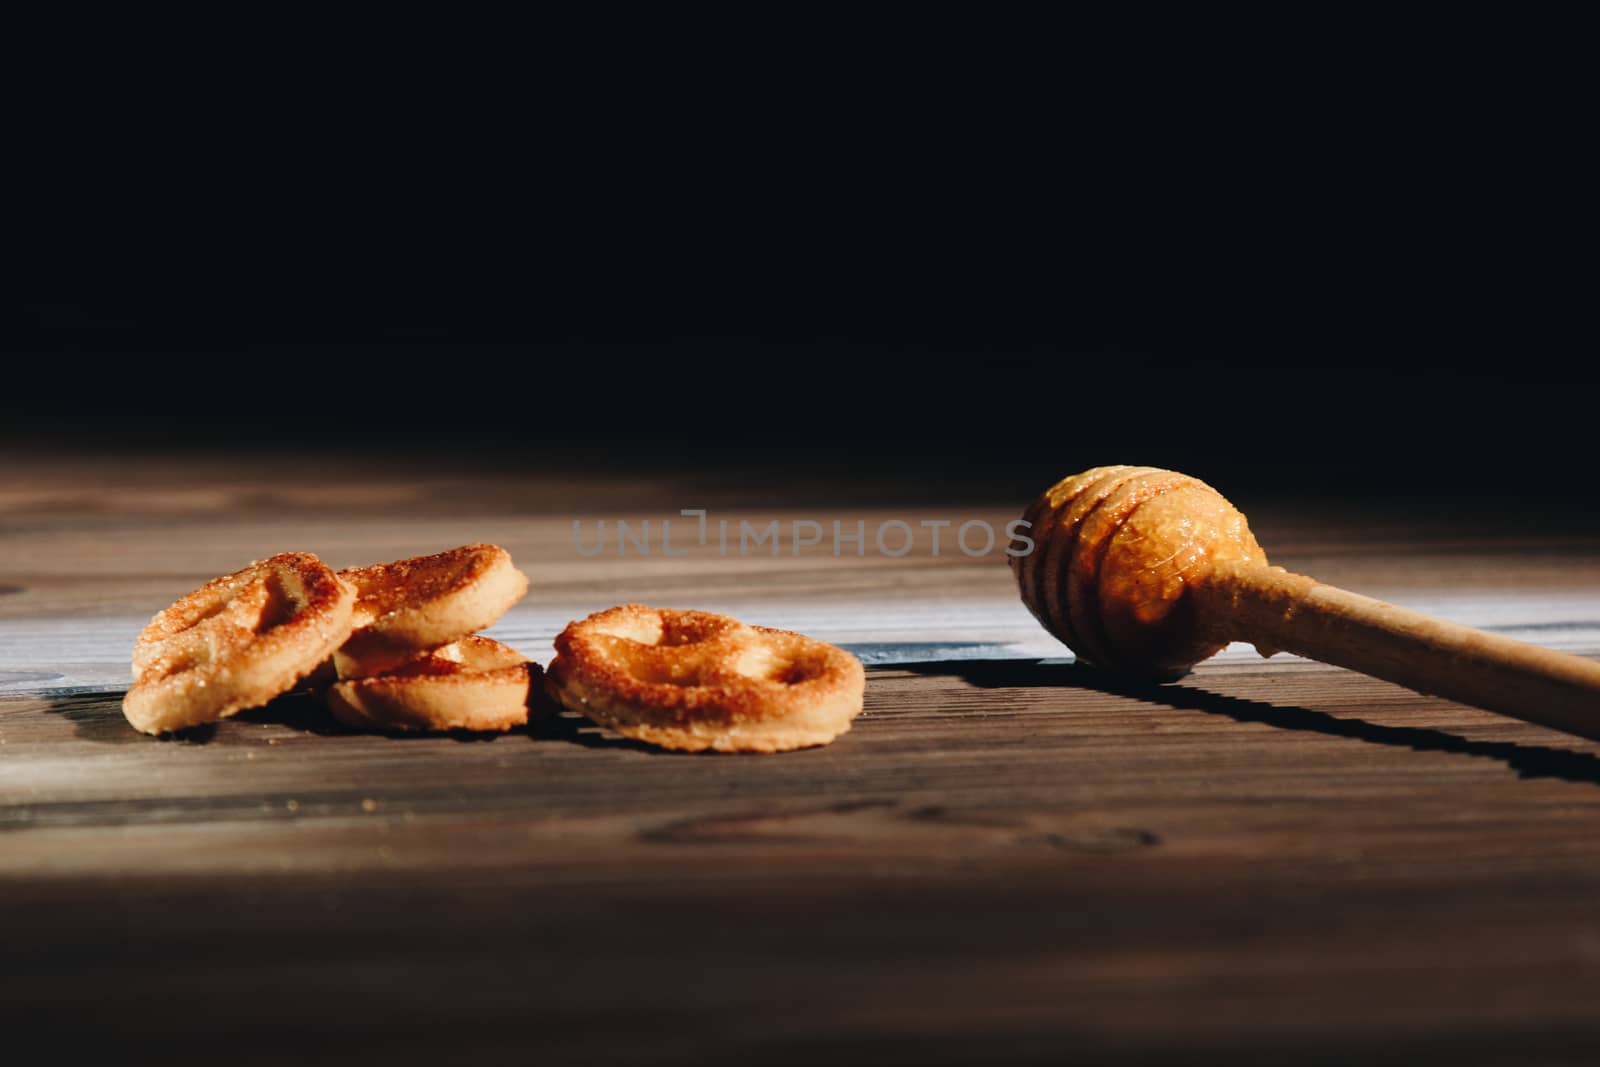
left=325, top=635, right=538, bottom=732
left=546, top=604, right=865, bottom=753
left=124, top=552, right=356, bottom=735
left=334, top=543, right=528, bottom=677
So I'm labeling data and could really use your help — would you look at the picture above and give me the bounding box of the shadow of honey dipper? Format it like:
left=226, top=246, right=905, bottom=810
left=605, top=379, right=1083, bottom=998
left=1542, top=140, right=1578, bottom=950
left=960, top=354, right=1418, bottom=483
left=1015, top=466, right=1600, bottom=741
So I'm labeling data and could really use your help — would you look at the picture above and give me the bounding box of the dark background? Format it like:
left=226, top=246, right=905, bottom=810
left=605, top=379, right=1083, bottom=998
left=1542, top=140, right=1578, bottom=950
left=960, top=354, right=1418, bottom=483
left=6, top=18, right=1590, bottom=509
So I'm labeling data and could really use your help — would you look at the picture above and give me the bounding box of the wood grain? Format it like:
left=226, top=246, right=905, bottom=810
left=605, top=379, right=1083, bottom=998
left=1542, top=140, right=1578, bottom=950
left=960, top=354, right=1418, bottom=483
left=4, top=453, right=1600, bottom=1065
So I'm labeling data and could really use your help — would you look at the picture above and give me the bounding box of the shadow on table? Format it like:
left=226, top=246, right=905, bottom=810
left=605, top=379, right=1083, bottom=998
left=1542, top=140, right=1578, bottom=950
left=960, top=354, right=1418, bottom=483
left=37, top=690, right=171, bottom=744
left=904, top=658, right=1600, bottom=787
left=524, top=708, right=677, bottom=754
left=41, top=688, right=403, bottom=744
left=39, top=687, right=661, bottom=751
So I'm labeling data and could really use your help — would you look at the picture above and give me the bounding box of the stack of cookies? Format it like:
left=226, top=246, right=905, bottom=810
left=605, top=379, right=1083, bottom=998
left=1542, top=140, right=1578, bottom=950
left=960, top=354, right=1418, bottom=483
left=325, top=544, right=535, bottom=732
left=124, top=544, right=536, bottom=736
left=124, top=545, right=866, bottom=752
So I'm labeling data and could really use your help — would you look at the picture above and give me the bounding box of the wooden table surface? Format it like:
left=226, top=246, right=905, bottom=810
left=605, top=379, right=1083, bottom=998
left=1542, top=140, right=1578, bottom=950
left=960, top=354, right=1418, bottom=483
left=4, top=451, right=1600, bottom=1065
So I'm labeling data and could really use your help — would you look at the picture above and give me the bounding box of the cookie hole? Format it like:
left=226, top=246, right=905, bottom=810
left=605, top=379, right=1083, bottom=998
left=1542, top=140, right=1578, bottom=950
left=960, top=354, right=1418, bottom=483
left=765, top=648, right=833, bottom=685
left=595, top=618, right=666, bottom=646
left=775, top=661, right=823, bottom=685
left=627, top=658, right=707, bottom=687
left=727, top=650, right=778, bottom=681
left=725, top=646, right=825, bottom=686
left=598, top=615, right=723, bottom=649
left=258, top=572, right=301, bottom=631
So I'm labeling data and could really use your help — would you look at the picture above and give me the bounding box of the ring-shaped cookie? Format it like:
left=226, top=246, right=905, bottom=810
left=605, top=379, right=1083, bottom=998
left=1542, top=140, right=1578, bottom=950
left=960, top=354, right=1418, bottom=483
left=325, top=635, right=538, bottom=733
left=124, top=552, right=355, bottom=734
left=334, top=543, right=528, bottom=676
left=547, top=604, right=865, bottom=753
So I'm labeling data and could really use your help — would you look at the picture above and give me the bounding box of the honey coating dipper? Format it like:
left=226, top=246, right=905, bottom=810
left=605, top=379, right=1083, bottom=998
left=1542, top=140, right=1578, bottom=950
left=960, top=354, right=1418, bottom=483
left=1015, top=466, right=1600, bottom=740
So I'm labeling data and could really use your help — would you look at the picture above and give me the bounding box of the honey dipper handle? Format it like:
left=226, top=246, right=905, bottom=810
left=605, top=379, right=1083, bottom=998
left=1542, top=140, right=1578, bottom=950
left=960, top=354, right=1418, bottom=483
left=1201, top=562, right=1600, bottom=741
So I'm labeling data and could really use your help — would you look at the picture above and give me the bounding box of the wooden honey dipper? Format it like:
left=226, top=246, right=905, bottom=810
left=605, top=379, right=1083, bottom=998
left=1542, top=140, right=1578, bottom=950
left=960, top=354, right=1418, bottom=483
left=1014, top=465, right=1600, bottom=740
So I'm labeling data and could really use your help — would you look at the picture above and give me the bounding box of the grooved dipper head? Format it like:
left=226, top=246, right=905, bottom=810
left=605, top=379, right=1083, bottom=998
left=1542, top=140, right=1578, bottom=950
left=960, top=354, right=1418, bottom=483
left=1012, top=466, right=1265, bottom=674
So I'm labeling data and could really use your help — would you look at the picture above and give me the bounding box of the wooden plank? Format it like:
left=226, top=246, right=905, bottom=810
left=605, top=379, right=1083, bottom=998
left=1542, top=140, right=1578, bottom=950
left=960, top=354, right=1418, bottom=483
left=4, top=454, right=1600, bottom=1064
